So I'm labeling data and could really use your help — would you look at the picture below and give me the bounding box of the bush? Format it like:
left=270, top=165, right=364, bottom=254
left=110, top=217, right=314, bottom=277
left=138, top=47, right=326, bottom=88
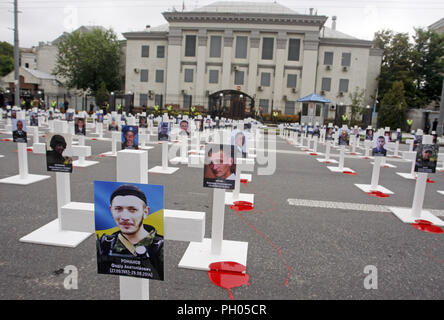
left=262, top=113, right=299, bottom=123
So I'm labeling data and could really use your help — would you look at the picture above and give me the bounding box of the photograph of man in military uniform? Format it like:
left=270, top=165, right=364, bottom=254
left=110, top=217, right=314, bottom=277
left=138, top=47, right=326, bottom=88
left=158, top=122, right=170, bottom=141
left=94, top=182, right=164, bottom=280
left=46, top=133, right=73, bottom=173
left=415, top=144, right=439, bottom=173
left=121, top=125, right=139, bottom=150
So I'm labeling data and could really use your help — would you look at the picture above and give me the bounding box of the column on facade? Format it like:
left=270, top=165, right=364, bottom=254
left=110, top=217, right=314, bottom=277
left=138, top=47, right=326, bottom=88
left=247, top=30, right=260, bottom=98
left=222, top=29, right=233, bottom=89
left=195, top=29, right=207, bottom=107
left=300, top=31, right=319, bottom=97
left=272, top=32, right=287, bottom=113
left=166, top=27, right=182, bottom=105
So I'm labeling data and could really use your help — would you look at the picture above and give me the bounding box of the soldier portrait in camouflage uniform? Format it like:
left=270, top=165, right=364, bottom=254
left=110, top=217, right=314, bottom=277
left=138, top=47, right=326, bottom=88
left=95, top=182, right=164, bottom=280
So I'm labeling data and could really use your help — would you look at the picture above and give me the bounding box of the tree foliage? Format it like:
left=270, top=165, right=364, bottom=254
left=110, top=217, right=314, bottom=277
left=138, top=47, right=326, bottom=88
left=378, top=81, right=407, bottom=130
left=374, top=28, right=444, bottom=110
left=0, top=41, right=14, bottom=77
left=411, top=28, right=444, bottom=107
left=54, top=28, right=122, bottom=97
left=95, top=81, right=109, bottom=107
left=348, top=86, right=366, bottom=126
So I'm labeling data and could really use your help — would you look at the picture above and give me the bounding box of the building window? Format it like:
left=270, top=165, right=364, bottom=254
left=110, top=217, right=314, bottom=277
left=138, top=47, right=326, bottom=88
left=262, top=37, right=274, bottom=60
left=141, top=45, right=149, bottom=57
left=259, top=99, right=269, bottom=113
left=140, top=69, right=148, bottom=82
left=209, top=70, right=219, bottom=84
left=339, top=79, right=349, bottom=92
left=184, top=69, right=194, bottom=82
left=140, top=94, right=148, bottom=106
left=210, top=36, right=222, bottom=58
left=155, top=70, right=164, bottom=83
left=288, top=39, right=300, bottom=61
left=321, top=77, right=331, bottom=91
left=341, top=52, right=351, bottom=67
left=157, top=46, right=165, bottom=58
left=287, top=74, right=297, bottom=88
left=315, top=104, right=322, bottom=117
left=183, top=94, right=192, bottom=109
left=235, top=36, right=248, bottom=59
left=260, top=72, right=271, bottom=87
left=302, top=103, right=309, bottom=116
left=155, top=94, right=163, bottom=107
left=185, top=35, right=196, bottom=57
left=25, top=63, right=29, bottom=68
left=285, top=101, right=295, bottom=115
left=324, top=51, right=333, bottom=65
left=234, top=70, right=244, bottom=85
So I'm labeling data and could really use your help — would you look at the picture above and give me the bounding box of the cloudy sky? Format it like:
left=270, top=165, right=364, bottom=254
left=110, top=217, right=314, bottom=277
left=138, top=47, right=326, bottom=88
left=0, top=0, right=442, bottom=48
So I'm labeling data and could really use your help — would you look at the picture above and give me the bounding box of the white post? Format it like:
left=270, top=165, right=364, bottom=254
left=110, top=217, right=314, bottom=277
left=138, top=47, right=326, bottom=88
left=370, top=157, right=382, bottom=189
left=232, top=163, right=242, bottom=200
left=99, top=122, right=104, bottom=139
left=179, top=136, right=187, bottom=160
left=394, top=141, right=400, bottom=157
left=111, top=131, right=120, bottom=156
left=162, top=141, right=168, bottom=169
left=31, top=126, right=39, bottom=145
left=116, top=149, right=149, bottom=300
left=56, top=172, right=71, bottom=231
left=352, top=136, right=357, bottom=153
left=211, top=188, right=226, bottom=255
left=18, top=142, right=29, bottom=179
left=410, top=134, right=433, bottom=218
left=338, top=145, right=345, bottom=170
left=364, top=140, right=371, bottom=157
left=77, top=135, right=86, bottom=165
left=325, top=141, right=331, bottom=160
left=407, top=139, right=414, bottom=152
left=411, top=173, right=427, bottom=219
left=313, top=136, right=318, bottom=153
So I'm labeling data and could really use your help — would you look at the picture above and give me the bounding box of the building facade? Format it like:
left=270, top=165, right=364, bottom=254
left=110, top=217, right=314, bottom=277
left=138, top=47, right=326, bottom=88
left=123, top=1, right=383, bottom=121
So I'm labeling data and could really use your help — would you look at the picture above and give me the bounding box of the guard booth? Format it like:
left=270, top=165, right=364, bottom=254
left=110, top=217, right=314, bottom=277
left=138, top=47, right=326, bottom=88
left=297, top=93, right=331, bottom=125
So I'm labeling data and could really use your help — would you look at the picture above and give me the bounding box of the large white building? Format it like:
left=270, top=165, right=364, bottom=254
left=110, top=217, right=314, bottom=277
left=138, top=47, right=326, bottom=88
left=123, top=1, right=383, bottom=122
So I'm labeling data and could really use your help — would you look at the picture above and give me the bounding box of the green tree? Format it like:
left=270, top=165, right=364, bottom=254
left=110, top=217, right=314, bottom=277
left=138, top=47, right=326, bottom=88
left=54, top=28, right=122, bottom=100
left=374, top=30, right=417, bottom=108
left=0, top=41, right=14, bottom=77
left=378, top=81, right=407, bottom=130
left=412, top=28, right=444, bottom=107
left=348, top=86, right=366, bottom=126
left=95, top=81, right=109, bottom=108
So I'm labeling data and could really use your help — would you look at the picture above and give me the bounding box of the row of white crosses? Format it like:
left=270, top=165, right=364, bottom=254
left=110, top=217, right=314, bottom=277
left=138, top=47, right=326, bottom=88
left=280, top=123, right=444, bottom=227
left=13, top=118, right=251, bottom=300
left=0, top=110, right=257, bottom=299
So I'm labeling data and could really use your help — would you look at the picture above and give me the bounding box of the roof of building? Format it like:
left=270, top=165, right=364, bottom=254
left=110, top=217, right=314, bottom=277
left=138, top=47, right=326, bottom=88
left=297, top=93, right=331, bottom=103
left=51, top=26, right=107, bottom=45
left=190, top=1, right=299, bottom=14
left=23, top=67, right=56, bottom=80
left=429, top=17, right=444, bottom=30
left=124, top=2, right=364, bottom=42
left=321, top=26, right=358, bottom=40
